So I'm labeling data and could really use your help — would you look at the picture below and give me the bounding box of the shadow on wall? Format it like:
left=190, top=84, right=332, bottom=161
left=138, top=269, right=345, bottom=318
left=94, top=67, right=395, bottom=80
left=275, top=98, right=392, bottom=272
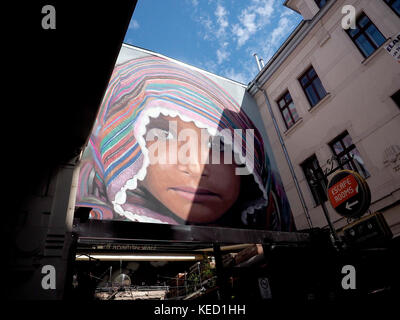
left=75, top=56, right=295, bottom=231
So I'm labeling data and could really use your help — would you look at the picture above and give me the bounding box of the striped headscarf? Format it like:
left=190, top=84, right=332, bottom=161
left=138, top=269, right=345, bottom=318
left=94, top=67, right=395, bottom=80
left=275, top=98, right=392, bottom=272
left=76, top=56, right=269, bottom=225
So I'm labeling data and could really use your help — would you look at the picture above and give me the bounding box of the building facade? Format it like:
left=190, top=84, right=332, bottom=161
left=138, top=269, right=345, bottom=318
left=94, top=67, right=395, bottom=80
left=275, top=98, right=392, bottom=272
left=249, top=0, right=400, bottom=235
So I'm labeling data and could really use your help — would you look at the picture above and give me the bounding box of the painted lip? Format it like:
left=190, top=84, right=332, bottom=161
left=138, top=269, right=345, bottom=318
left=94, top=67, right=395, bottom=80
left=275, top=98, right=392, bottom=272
left=169, top=186, right=221, bottom=202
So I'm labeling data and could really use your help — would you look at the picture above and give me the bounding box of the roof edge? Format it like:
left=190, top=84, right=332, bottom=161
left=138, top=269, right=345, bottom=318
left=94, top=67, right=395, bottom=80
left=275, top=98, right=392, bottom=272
left=121, top=43, right=248, bottom=88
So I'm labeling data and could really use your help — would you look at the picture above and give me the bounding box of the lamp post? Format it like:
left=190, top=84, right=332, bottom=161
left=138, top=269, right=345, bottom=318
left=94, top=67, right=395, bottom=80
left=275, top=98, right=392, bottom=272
left=307, top=167, right=342, bottom=250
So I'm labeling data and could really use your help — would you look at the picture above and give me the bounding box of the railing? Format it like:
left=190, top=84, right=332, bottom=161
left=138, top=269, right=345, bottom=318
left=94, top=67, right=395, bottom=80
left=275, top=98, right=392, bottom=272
left=95, top=285, right=169, bottom=292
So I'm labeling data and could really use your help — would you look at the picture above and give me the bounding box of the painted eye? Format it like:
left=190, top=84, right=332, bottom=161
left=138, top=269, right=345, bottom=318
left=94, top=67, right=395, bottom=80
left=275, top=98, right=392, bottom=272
left=157, top=129, right=174, bottom=140
left=149, top=128, right=174, bottom=141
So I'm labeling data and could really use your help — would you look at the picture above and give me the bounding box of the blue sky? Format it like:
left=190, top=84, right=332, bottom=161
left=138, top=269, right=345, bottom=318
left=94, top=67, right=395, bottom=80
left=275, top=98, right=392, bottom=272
left=124, top=0, right=302, bottom=84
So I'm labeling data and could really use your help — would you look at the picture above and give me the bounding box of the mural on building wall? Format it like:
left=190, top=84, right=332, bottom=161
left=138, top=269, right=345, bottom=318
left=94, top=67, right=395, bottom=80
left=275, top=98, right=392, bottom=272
left=76, top=51, right=295, bottom=231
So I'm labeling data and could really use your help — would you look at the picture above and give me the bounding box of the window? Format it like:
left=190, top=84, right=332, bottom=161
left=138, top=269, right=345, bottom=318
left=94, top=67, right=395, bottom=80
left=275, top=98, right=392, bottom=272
left=299, top=66, right=327, bottom=107
left=277, top=91, right=300, bottom=129
left=384, top=0, right=400, bottom=17
left=315, top=0, right=329, bottom=9
left=329, top=131, right=370, bottom=179
left=301, top=155, right=328, bottom=206
left=346, top=12, right=386, bottom=58
left=391, top=89, right=400, bottom=108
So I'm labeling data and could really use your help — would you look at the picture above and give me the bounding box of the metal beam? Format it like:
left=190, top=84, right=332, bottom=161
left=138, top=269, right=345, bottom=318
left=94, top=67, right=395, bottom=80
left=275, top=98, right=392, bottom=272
left=73, top=219, right=310, bottom=245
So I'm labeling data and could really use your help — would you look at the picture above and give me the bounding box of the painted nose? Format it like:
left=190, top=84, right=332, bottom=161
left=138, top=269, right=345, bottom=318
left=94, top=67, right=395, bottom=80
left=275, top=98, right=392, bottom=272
left=177, top=140, right=210, bottom=177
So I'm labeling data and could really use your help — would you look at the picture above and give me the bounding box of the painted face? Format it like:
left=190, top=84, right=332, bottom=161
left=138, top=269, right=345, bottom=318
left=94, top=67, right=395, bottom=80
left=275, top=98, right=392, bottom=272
left=140, top=115, right=241, bottom=223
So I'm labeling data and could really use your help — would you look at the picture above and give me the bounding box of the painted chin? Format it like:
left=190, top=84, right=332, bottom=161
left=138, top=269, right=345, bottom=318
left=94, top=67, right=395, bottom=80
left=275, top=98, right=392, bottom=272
left=168, top=187, right=221, bottom=203
left=173, top=203, right=221, bottom=224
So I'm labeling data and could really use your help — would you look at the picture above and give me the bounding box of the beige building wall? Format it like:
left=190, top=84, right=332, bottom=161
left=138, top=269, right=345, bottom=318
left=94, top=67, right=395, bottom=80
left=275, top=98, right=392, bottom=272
left=251, top=0, right=400, bottom=235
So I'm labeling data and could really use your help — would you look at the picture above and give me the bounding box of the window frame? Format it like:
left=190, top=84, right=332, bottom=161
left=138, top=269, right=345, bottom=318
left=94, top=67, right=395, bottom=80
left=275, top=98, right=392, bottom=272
left=345, top=12, right=387, bottom=58
left=391, top=89, right=400, bottom=109
left=315, top=0, right=329, bottom=9
left=383, top=0, right=400, bottom=18
left=276, top=90, right=299, bottom=130
left=299, top=66, right=327, bottom=108
left=300, top=154, right=328, bottom=206
left=328, top=131, right=370, bottom=178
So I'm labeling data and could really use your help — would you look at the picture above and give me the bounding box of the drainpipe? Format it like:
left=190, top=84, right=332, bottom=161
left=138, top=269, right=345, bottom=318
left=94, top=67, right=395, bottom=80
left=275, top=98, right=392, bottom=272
left=251, top=58, right=313, bottom=229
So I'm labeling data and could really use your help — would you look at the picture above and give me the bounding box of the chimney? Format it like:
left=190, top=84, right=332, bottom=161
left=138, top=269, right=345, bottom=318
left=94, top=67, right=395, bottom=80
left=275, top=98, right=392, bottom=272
left=253, top=53, right=262, bottom=71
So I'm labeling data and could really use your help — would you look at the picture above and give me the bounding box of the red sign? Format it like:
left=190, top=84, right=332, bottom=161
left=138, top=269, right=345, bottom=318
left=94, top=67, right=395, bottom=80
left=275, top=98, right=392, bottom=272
left=328, top=174, right=359, bottom=208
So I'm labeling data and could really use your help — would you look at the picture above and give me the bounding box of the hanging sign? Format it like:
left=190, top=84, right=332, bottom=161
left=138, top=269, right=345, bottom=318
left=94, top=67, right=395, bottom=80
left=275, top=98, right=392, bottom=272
left=327, top=170, right=371, bottom=218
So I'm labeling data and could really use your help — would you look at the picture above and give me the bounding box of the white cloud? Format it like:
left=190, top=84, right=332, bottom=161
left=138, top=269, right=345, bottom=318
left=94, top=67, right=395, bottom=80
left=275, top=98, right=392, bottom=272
left=232, top=0, right=276, bottom=47
left=223, top=67, right=249, bottom=84
left=215, top=4, right=228, bottom=22
left=129, top=19, right=140, bottom=30
left=259, top=13, right=298, bottom=63
left=187, top=0, right=300, bottom=80
left=197, top=15, right=214, bottom=40
left=201, top=15, right=213, bottom=30
left=281, top=8, right=296, bottom=17
left=201, top=59, right=219, bottom=74
left=270, top=16, right=290, bottom=45
left=254, top=0, right=274, bottom=18
left=215, top=4, right=229, bottom=38
left=232, top=24, right=250, bottom=47
left=241, top=12, right=257, bottom=33
left=216, top=46, right=230, bottom=64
